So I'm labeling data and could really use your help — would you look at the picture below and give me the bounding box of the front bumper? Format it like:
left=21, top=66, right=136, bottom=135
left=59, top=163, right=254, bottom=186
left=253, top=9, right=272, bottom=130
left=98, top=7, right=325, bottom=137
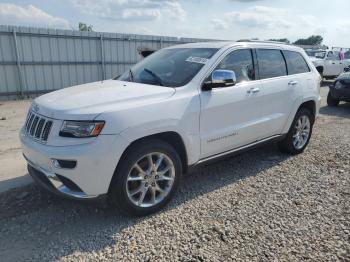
left=21, top=129, right=129, bottom=198
left=27, top=162, right=100, bottom=199
left=329, top=86, right=350, bottom=101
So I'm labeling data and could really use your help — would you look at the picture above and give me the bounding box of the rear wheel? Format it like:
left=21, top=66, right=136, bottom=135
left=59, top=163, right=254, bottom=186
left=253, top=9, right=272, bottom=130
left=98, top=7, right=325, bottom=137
left=327, top=91, right=340, bottom=107
left=278, top=108, right=313, bottom=155
left=109, top=139, right=182, bottom=216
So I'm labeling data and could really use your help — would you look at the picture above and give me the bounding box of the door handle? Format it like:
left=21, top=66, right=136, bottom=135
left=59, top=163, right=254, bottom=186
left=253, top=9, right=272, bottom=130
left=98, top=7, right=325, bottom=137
left=247, top=87, right=260, bottom=94
left=288, top=81, right=298, bottom=86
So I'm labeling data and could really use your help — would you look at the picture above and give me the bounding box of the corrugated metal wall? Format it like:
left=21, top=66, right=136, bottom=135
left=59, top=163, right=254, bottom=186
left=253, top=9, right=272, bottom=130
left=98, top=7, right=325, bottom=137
left=0, top=25, right=216, bottom=100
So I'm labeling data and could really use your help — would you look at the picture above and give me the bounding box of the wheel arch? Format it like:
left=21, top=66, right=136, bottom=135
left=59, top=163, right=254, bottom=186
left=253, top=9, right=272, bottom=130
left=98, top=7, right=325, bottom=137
left=298, top=100, right=316, bottom=124
left=110, top=131, right=189, bottom=193
left=282, top=98, right=317, bottom=134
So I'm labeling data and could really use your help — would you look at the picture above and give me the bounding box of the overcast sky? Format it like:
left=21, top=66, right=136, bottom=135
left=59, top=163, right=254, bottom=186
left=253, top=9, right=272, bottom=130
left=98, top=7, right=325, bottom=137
left=0, top=0, right=349, bottom=47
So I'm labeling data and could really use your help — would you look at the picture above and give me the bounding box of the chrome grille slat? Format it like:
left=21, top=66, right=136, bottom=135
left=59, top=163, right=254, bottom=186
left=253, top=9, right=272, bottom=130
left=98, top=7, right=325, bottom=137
left=30, top=116, right=39, bottom=136
left=41, top=121, right=53, bottom=141
left=35, top=119, right=46, bottom=138
left=26, top=114, right=35, bottom=133
left=25, top=112, right=32, bottom=130
left=24, top=111, right=53, bottom=143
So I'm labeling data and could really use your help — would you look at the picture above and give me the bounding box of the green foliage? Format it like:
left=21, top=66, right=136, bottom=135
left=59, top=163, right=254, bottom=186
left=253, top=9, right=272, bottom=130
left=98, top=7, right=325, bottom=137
left=78, top=22, right=93, bottom=32
left=293, top=35, right=323, bottom=45
left=268, top=38, right=290, bottom=44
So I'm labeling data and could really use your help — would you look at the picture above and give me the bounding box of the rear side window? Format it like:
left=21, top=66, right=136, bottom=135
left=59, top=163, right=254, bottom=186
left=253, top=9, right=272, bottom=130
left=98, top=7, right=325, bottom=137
left=257, top=49, right=287, bottom=79
left=216, top=49, right=255, bottom=83
left=283, top=50, right=310, bottom=75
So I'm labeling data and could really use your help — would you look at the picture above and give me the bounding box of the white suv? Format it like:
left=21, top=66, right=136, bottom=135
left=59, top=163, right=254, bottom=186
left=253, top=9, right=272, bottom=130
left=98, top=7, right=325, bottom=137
left=21, top=41, right=321, bottom=215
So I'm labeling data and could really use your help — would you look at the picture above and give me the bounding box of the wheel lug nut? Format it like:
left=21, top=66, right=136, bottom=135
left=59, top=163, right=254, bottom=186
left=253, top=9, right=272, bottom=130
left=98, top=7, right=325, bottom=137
left=145, top=183, right=149, bottom=187
left=155, top=175, right=159, bottom=179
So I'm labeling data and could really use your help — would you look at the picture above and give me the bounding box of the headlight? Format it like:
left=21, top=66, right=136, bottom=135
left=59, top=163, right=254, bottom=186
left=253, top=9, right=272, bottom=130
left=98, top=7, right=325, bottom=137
left=334, top=81, right=344, bottom=89
left=60, top=121, right=105, bottom=138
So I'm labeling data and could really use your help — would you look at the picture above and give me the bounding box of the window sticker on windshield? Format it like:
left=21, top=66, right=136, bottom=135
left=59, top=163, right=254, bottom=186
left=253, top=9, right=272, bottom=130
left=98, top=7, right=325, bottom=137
left=185, top=57, right=208, bottom=64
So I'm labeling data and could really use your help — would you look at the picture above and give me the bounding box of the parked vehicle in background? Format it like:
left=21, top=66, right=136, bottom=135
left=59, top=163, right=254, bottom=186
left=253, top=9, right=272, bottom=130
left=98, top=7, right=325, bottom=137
left=327, top=71, right=350, bottom=106
left=306, top=50, right=350, bottom=78
left=21, top=41, right=321, bottom=215
left=345, top=51, right=350, bottom=60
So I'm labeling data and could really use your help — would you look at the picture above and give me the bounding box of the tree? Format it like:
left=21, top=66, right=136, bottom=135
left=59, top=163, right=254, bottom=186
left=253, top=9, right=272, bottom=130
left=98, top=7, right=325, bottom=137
left=268, top=38, right=290, bottom=44
left=293, top=35, right=323, bottom=45
left=78, top=22, right=93, bottom=32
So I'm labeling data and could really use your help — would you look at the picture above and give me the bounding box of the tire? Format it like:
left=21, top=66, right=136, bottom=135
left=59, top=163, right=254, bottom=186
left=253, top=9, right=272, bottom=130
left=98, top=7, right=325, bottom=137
left=278, top=108, right=313, bottom=155
left=327, top=91, right=340, bottom=107
left=109, top=138, right=182, bottom=216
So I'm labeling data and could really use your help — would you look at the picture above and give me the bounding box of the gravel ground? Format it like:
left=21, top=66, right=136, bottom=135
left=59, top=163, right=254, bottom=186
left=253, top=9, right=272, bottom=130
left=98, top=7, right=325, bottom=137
left=0, top=86, right=349, bottom=262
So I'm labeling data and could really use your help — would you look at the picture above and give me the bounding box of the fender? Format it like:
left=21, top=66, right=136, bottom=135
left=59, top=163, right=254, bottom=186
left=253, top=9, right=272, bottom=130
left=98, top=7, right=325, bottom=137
left=119, top=119, right=200, bottom=165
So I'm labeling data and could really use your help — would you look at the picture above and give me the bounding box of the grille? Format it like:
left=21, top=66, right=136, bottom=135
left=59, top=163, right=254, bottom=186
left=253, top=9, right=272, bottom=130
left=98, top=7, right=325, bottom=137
left=25, top=111, right=53, bottom=142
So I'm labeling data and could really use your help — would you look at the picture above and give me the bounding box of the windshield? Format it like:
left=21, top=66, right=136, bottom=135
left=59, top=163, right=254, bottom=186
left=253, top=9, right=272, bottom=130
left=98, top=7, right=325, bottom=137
left=118, top=48, right=218, bottom=87
left=315, top=51, right=326, bottom=59
left=306, top=50, right=326, bottom=59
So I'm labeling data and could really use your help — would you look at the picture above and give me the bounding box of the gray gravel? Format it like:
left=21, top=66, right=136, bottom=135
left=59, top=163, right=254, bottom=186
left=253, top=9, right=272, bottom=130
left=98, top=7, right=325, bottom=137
left=0, top=86, right=349, bottom=262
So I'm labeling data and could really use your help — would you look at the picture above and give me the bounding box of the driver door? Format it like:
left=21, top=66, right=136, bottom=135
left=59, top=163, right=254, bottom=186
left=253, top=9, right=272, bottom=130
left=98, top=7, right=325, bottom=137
left=199, top=49, right=264, bottom=159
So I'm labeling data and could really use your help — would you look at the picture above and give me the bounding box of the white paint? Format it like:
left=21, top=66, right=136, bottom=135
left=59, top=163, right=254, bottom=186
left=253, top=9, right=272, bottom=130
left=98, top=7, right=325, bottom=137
left=20, top=41, right=321, bottom=198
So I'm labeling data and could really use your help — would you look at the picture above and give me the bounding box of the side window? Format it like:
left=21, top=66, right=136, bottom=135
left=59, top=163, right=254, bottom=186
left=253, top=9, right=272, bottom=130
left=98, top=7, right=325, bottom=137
left=327, top=52, right=335, bottom=60
left=216, top=49, right=255, bottom=83
left=333, top=51, right=340, bottom=61
left=283, top=50, right=310, bottom=75
left=256, top=49, right=287, bottom=79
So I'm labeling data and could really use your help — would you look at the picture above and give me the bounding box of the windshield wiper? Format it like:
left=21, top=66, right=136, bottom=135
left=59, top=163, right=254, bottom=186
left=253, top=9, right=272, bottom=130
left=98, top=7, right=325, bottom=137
left=144, top=68, right=164, bottom=86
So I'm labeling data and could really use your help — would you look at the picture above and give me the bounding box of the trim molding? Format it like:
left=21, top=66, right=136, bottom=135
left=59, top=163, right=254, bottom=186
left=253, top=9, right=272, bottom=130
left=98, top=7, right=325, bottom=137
left=197, top=134, right=282, bottom=164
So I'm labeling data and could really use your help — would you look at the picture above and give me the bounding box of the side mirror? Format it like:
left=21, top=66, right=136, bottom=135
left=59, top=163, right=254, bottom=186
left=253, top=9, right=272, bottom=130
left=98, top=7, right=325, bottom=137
left=203, top=70, right=236, bottom=90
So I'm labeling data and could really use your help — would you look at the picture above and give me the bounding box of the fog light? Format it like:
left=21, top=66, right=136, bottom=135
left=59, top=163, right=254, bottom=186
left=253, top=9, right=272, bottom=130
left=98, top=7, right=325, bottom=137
left=51, top=159, right=77, bottom=169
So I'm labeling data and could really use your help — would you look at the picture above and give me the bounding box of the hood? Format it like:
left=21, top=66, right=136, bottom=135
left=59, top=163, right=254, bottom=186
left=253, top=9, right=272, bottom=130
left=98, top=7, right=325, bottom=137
left=337, top=72, right=350, bottom=83
left=33, top=80, right=176, bottom=120
left=309, top=57, right=323, bottom=65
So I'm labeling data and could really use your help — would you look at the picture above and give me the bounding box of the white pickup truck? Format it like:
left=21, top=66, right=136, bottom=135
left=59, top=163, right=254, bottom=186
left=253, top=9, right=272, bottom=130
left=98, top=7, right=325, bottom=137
left=307, top=50, right=350, bottom=79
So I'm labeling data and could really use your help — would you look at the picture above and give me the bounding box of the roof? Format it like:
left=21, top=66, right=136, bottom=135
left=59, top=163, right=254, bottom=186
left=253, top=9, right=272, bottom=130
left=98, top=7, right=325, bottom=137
left=166, top=41, right=303, bottom=51
left=166, top=41, right=232, bottom=49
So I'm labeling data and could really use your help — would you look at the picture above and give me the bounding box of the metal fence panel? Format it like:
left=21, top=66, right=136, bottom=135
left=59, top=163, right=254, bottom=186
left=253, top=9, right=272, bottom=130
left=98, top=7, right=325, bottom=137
left=0, top=25, right=217, bottom=99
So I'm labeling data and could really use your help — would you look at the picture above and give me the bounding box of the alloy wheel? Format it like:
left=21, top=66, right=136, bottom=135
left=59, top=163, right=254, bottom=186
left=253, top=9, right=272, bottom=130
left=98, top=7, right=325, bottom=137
left=292, top=115, right=311, bottom=150
left=126, top=152, right=175, bottom=208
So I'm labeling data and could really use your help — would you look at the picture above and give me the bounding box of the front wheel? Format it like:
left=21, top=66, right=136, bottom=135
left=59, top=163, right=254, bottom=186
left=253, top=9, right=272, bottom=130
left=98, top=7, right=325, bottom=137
left=327, top=92, right=340, bottom=107
left=109, top=139, right=182, bottom=216
left=278, top=108, right=313, bottom=155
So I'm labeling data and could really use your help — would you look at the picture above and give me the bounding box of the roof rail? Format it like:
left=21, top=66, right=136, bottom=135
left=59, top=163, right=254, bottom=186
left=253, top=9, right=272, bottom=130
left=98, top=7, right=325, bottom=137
left=236, top=39, right=290, bottom=45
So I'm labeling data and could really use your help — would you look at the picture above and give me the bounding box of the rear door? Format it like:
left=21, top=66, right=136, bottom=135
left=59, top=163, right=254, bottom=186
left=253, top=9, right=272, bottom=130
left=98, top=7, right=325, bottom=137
left=255, top=48, right=302, bottom=138
left=334, top=51, right=346, bottom=74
